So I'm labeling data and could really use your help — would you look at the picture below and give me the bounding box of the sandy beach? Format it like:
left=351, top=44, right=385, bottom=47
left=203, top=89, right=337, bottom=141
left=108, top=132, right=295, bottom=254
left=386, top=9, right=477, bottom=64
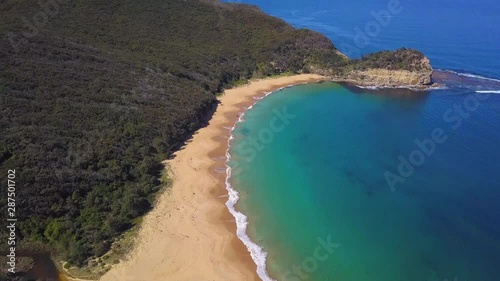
left=100, top=74, right=325, bottom=281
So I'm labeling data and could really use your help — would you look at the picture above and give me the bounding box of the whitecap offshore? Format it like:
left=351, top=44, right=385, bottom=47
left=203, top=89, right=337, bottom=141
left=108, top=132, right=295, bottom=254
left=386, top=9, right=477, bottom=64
left=476, top=90, right=500, bottom=94
left=440, top=69, right=500, bottom=83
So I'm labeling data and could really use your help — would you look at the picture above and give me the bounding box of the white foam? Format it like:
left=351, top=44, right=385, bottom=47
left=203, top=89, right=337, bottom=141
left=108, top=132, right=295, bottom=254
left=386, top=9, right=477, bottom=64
left=356, top=84, right=442, bottom=91
left=476, top=90, right=500, bottom=94
left=440, top=69, right=500, bottom=83
left=223, top=81, right=312, bottom=281
left=430, top=85, right=449, bottom=90
left=357, top=85, right=380, bottom=90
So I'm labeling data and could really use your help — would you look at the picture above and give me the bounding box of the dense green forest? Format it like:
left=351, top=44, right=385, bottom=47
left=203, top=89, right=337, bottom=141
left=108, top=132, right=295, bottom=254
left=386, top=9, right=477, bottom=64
left=0, top=0, right=349, bottom=267
left=0, top=0, right=430, bottom=270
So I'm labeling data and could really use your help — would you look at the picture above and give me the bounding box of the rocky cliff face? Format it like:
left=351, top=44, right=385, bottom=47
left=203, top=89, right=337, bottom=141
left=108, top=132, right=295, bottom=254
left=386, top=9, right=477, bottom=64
left=342, top=67, right=433, bottom=88
left=327, top=48, right=435, bottom=89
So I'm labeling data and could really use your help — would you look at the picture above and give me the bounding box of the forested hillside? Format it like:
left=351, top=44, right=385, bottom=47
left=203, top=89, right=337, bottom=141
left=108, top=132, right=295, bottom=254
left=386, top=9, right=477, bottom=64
left=0, top=0, right=348, bottom=266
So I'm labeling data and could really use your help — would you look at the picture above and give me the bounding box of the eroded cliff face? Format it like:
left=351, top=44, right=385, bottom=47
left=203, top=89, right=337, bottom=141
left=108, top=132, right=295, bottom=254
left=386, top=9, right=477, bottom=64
left=343, top=67, right=433, bottom=88
left=344, top=56, right=433, bottom=88
left=324, top=49, right=435, bottom=89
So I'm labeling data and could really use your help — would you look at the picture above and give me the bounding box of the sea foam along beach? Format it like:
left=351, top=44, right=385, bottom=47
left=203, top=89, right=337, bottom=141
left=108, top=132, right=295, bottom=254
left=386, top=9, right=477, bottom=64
left=100, top=74, right=326, bottom=281
left=225, top=80, right=325, bottom=281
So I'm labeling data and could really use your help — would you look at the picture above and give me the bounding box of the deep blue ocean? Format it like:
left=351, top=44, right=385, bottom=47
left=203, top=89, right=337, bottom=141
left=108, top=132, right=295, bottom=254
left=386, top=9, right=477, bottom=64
left=231, top=0, right=500, bottom=79
left=224, top=1, right=500, bottom=280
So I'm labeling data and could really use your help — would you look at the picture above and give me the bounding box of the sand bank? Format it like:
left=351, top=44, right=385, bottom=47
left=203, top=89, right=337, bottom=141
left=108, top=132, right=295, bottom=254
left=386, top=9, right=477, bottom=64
left=100, top=74, right=326, bottom=281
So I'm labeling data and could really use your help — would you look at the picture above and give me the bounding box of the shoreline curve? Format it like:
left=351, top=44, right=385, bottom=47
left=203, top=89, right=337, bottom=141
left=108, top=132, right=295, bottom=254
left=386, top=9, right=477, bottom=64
left=99, top=74, right=326, bottom=281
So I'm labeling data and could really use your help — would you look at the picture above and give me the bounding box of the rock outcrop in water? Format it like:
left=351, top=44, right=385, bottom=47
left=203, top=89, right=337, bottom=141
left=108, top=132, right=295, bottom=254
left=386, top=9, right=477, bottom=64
left=328, top=48, right=435, bottom=89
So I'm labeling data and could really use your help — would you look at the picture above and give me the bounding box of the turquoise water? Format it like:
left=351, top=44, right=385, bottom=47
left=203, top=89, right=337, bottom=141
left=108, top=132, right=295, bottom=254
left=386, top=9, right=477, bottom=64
left=224, top=0, right=500, bottom=280
left=229, top=82, right=500, bottom=281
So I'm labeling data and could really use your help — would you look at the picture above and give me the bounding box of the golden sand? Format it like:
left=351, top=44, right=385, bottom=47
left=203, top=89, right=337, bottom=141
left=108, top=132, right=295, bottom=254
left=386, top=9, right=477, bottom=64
left=100, top=74, right=326, bottom=281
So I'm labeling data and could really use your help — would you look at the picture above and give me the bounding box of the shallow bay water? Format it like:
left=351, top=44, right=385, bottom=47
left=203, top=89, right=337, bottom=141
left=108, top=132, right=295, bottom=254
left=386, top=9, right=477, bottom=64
left=229, top=80, right=500, bottom=281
